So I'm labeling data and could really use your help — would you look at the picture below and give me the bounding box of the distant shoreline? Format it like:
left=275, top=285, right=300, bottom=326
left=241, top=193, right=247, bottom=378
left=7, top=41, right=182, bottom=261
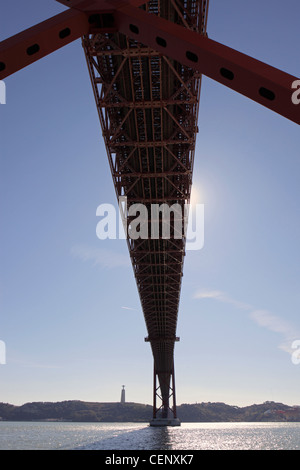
left=1, top=400, right=300, bottom=423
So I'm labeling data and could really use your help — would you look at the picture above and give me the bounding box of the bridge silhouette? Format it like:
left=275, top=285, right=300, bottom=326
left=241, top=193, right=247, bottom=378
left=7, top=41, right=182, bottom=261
left=1, top=0, right=298, bottom=426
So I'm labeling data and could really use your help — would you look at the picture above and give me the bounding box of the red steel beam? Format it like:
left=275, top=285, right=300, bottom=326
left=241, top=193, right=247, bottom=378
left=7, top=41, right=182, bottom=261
left=56, top=0, right=147, bottom=8
left=114, top=4, right=299, bottom=125
left=0, top=0, right=144, bottom=79
left=0, top=9, right=90, bottom=79
left=1, top=0, right=298, bottom=124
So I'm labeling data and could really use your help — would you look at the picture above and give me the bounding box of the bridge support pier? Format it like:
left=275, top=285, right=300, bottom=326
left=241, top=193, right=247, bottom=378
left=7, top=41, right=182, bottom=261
left=149, top=361, right=180, bottom=427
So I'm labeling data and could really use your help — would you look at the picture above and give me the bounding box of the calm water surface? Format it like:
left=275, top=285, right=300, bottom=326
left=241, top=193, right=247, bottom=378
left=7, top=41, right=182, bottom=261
left=0, top=421, right=300, bottom=450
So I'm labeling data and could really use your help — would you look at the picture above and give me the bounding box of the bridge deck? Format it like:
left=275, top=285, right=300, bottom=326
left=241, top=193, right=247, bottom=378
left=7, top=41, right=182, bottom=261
left=83, top=0, right=209, bottom=415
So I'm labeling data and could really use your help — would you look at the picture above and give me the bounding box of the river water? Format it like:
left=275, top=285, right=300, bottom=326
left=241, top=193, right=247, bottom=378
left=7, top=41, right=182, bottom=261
left=0, top=421, right=299, bottom=450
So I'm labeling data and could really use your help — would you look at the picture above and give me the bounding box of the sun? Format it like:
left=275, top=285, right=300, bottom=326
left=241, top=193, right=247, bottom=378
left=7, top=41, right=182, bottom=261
left=190, top=185, right=203, bottom=207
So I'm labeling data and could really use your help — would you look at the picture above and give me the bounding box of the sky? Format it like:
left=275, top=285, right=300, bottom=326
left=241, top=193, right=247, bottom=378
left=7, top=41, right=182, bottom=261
left=0, top=0, right=299, bottom=408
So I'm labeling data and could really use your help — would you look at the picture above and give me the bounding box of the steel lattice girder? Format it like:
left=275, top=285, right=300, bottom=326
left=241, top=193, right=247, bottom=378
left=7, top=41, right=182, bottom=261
left=82, top=0, right=207, bottom=409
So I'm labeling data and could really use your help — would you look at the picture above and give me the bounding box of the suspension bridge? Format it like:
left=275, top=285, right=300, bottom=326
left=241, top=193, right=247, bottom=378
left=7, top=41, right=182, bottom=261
left=0, top=0, right=298, bottom=426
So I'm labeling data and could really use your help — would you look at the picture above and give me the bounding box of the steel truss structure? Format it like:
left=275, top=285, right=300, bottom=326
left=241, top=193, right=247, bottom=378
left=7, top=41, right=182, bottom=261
left=83, top=0, right=208, bottom=420
left=1, top=0, right=298, bottom=424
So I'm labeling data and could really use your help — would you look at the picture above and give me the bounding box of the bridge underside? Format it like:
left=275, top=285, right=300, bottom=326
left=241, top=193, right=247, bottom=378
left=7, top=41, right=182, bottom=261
left=83, top=0, right=209, bottom=423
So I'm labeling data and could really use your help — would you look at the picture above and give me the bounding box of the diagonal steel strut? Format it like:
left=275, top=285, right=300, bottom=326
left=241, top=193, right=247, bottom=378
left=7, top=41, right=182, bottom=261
left=0, top=0, right=299, bottom=124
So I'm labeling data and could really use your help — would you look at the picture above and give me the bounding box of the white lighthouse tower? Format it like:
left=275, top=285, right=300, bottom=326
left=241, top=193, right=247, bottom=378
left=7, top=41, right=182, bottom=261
left=121, top=385, right=125, bottom=404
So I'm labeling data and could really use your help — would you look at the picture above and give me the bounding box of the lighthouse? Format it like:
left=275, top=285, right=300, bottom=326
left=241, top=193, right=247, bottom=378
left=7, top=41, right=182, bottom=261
left=121, top=385, right=125, bottom=404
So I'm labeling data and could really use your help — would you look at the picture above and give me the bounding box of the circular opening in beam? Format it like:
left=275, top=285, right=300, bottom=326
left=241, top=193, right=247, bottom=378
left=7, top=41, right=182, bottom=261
left=259, top=87, right=276, bottom=101
left=0, top=62, right=5, bottom=72
left=220, top=67, right=234, bottom=80
left=186, top=51, right=198, bottom=63
left=59, top=28, right=71, bottom=39
left=156, top=36, right=167, bottom=47
left=129, top=24, right=139, bottom=34
left=26, top=44, right=40, bottom=56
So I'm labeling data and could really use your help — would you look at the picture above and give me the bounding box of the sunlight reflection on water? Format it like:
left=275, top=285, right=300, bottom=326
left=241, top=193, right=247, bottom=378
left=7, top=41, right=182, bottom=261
left=78, top=422, right=300, bottom=450
left=1, top=421, right=300, bottom=450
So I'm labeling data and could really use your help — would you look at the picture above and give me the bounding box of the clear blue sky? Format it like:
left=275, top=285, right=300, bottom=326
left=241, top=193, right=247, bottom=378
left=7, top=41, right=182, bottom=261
left=0, top=0, right=299, bottom=407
